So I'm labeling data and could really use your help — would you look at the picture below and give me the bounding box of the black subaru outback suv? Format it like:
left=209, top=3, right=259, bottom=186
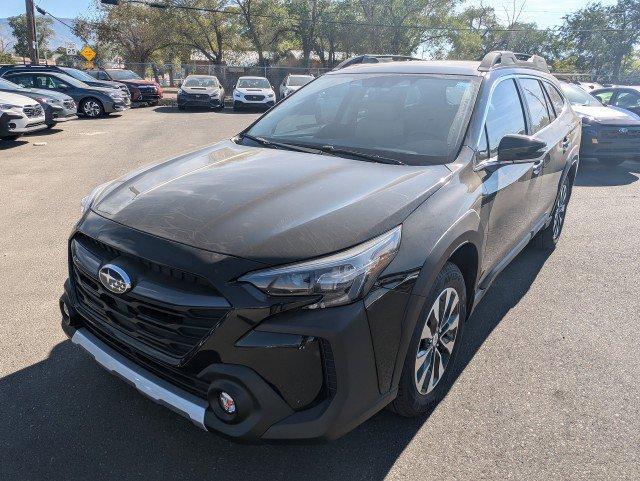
left=60, top=51, right=580, bottom=442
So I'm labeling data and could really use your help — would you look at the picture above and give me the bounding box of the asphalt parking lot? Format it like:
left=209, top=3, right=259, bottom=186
left=1, top=107, right=639, bottom=480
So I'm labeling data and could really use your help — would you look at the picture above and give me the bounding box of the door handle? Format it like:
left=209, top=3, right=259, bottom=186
left=562, top=137, right=570, bottom=151
left=532, top=158, right=544, bottom=175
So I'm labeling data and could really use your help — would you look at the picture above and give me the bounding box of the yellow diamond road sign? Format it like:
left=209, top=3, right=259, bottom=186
left=79, top=45, right=96, bottom=62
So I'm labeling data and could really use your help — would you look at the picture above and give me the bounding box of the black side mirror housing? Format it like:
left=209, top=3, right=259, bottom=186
left=498, top=134, right=546, bottom=162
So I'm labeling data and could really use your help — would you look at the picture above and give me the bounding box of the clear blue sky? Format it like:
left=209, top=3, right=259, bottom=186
left=1, top=0, right=617, bottom=27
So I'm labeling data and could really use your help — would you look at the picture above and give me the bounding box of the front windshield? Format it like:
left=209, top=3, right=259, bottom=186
left=61, top=67, right=99, bottom=83
left=287, top=75, right=314, bottom=87
left=237, top=78, right=270, bottom=89
left=54, top=73, right=87, bottom=88
left=107, top=69, right=142, bottom=80
left=183, top=76, right=219, bottom=88
left=243, top=72, right=480, bottom=165
left=0, top=78, right=21, bottom=89
left=560, top=83, right=601, bottom=106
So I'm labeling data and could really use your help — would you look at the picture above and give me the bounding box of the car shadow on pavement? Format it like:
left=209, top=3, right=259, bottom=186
left=574, top=158, right=639, bottom=187
left=0, top=244, right=550, bottom=481
left=0, top=139, right=29, bottom=150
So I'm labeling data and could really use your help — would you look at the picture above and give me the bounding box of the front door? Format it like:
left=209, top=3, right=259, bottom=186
left=479, top=78, right=539, bottom=274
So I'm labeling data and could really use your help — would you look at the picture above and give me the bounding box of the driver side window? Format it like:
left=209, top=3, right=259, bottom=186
left=484, top=79, right=527, bottom=158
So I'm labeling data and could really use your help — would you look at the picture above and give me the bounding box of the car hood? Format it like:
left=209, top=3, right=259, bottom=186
left=120, top=79, right=156, bottom=87
left=572, top=104, right=640, bottom=125
left=182, top=86, right=221, bottom=94
left=93, top=140, right=449, bottom=264
left=236, top=88, right=273, bottom=95
left=0, top=90, right=39, bottom=106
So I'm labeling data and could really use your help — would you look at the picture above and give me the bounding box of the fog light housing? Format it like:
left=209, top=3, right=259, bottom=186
left=218, top=391, right=236, bottom=414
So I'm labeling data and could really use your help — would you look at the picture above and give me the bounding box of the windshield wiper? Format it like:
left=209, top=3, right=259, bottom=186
left=316, top=145, right=404, bottom=165
left=240, top=133, right=323, bottom=155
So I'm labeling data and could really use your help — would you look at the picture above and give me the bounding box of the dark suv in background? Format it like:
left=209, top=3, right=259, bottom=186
left=61, top=51, right=580, bottom=442
left=85, top=68, right=163, bottom=106
left=560, top=82, right=640, bottom=166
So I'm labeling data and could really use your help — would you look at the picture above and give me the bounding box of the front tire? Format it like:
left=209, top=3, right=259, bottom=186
left=391, top=262, right=467, bottom=417
left=80, top=98, right=105, bottom=118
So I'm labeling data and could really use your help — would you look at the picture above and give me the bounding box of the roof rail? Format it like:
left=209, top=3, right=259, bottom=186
left=333, top=54, right=419, bottom=70
left=478, top=51, right=549, bottom=73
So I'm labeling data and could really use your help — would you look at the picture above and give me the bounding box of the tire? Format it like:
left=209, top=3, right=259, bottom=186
left=80, top=98, right=105, bottom=118
left=178, top=105, right=186, bottom=110
left=391, top=262, right=467, bottom=417
left=233, top=101, right=241, bottom=111
left=535, top=173, right=572, bottom=250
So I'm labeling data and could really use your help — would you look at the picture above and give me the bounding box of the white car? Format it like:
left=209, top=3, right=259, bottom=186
left=177, top=75, right=225, bottom=110
left=0, top=91, right=47, bottom=140
left=232, top=76, right=276, bottom=110
left=279, top=74, right=314, bottom=99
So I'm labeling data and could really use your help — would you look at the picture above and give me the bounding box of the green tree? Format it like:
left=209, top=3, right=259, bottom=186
left=8, top=14, right=54, bottom=58
left=560, top=0, right=640, bottom=81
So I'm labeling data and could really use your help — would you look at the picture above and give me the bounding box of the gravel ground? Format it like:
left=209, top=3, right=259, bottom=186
left=1, top=107, right=638, bottom=481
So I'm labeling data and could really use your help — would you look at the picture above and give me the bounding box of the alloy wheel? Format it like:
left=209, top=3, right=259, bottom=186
left=83, top=100, right=102, bottom=117
left=553, top=181, right=568, bottom=240
left=414, top=287, right=460, bottom=395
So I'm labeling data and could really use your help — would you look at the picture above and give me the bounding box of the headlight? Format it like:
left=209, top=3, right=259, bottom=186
left=239, top=226, right=402, bottom=308
left=177, top=88, right=184, bottom=94
left=267, top=92, right=274, bottom=98
left=210, top=91, right=219, bottom=98
left=108, top=91, right=122, bottom=100
left=234, top=91, right=243, bottom=98
left=80, top=181, right=114, bottom=215
left=581, top=115, right=597, bottom=126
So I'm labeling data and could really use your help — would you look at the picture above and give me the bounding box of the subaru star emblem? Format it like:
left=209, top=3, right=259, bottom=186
left=98, top=264, right=132, bottom=294
left=619, top=127, right=629, bottom=134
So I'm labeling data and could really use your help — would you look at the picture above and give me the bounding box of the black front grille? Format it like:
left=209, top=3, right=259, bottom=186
left=72, top=234, right=230, bottom=361
left=245, top=95, right=265, bottom=101
left=601, top=127, right=640, bottom=139
left=23, top=104, right=44, bottom=118
left=83, top=320, right=211, bottom=398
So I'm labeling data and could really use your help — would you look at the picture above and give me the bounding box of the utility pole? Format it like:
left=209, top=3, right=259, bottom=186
left=25, top=0, right=39, bottom=64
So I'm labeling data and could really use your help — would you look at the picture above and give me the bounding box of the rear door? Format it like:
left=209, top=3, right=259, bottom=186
left=518, top=77, right=564, bottom=223
left=479, top=78, right=538, bottom=273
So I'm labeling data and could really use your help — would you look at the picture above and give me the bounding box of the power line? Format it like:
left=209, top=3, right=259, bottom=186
left=100, top=0, right=638, bottom=34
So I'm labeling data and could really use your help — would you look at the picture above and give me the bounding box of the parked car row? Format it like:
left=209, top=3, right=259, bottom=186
left=0, top=65, right=166, bottom=141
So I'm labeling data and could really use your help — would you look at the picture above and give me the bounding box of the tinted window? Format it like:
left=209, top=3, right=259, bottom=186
left=615, top=91, right=640, bottom=109
left=286, top=75, right=314, bottom=87
left=544, top=82, right=565, bottom=116
left=485, top=79, right=526, bottom=156
left=183, top=76, right=219, bottom=88
left=245, top=73, right=481, bottom=165
left=106, top=69, right=141, bottom=80
left=7, top=74, right=33, bottom=87
left=520, top=78, right=551, bottom=133
left=33, top=74, right=69, bottom=89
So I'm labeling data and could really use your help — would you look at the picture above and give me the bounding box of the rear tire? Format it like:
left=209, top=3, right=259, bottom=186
left=391, top=262, right=467, bottom=417
left=535, top=173, right=572, bottom=250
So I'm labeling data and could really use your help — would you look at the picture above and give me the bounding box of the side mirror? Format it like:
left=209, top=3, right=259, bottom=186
left=497, top=134, right=546, bottom=162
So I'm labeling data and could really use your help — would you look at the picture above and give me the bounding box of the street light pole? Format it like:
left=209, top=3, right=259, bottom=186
left=25, top=0, right=39, bottom=64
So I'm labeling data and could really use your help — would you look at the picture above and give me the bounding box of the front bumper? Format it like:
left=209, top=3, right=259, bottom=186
left=60, top=213, right=409, bottom=442
left=234, top=98, right=275, bottom=109
left=104, top=99, right=130, bottom=113
left=580, top=125, right=640, bottom=160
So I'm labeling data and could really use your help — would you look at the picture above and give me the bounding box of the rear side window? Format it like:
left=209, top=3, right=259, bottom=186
left=520, top=78, right=552, bottom=133
left=543, top=82, right=565, bottom=116
left=6, top=74, right=33, bottom=88
left=485, top=79, right=527, bottom=156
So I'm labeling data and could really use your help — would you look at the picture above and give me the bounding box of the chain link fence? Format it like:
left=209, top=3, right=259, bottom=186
left=64, top=62, right=332, bottom=92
